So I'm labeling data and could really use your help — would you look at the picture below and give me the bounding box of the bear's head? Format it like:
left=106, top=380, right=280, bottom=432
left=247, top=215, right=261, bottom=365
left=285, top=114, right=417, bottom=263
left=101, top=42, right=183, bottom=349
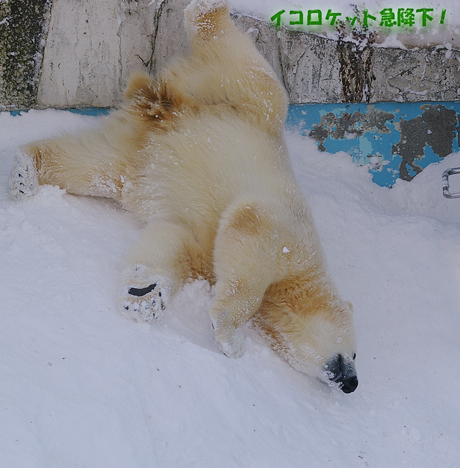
left=297, top=303, right=358, bottom=393
left=254, top=289, right=358, bottom=393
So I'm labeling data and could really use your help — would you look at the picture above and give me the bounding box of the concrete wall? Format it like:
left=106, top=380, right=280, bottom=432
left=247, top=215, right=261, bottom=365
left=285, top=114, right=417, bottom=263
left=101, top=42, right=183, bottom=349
left=1, top=0, right=460, bottom=110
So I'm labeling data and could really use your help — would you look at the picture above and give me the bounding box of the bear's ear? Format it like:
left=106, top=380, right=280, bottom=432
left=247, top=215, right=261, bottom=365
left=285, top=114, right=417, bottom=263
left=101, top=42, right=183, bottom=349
left=124, top=71, right=154, bottom=101
left=345, top=301, right=354, bottom=313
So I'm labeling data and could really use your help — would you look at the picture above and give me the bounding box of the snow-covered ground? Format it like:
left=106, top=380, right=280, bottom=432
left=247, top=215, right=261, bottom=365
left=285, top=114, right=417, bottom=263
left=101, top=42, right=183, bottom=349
left=1, top=109, right=459, bottom=467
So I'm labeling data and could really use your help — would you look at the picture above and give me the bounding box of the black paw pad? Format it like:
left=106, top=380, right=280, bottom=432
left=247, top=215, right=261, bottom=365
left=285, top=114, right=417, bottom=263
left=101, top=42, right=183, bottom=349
left=128, top=283, right=157, bottom=297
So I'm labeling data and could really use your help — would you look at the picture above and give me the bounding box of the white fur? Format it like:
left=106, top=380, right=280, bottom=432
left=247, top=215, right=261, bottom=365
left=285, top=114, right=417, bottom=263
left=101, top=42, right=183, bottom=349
left=8, top=0, right=357, bottom=385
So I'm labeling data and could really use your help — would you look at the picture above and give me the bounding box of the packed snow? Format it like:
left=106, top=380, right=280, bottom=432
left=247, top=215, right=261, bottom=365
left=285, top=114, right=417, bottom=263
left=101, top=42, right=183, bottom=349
left=1, top=108, right=459, bottom=467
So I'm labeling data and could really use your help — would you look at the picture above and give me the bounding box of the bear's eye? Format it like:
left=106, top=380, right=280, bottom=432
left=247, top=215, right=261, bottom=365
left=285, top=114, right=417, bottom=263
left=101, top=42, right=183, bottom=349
left=353, top=353, right=356, bottom=360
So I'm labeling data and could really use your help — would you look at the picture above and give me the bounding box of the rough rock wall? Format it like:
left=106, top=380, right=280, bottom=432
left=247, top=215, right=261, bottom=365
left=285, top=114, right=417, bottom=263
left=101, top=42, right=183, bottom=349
left=1, top=0, right=459, bottom=110
left=0, top=0, right=52, bottom=109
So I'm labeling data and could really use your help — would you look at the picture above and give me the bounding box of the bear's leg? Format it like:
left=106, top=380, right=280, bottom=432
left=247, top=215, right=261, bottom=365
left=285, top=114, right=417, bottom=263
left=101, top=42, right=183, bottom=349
left=180, top=0, right=287, bottom=134
left=185, top=0, right=231, bottom=43
left=9, top=125, right=133, bottom=202
left=120, top=220, right=207, bottom=322
left=210, top=202, right=278, bottom=357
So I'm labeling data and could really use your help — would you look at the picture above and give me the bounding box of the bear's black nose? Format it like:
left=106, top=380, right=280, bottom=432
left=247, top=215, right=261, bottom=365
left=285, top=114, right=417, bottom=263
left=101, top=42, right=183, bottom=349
left=340, top=375, right=358, bottom=394
left=324, top=353, right=358, bottom=393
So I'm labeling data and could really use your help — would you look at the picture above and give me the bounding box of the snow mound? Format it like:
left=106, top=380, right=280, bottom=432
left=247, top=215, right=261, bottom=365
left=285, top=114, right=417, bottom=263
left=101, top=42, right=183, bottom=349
left=0, top=110, right=459, bottom=467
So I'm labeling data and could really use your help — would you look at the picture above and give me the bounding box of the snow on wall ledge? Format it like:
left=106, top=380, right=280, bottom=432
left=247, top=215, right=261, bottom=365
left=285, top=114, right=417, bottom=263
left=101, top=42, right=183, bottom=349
left=1, top=0, right=460, bottom=111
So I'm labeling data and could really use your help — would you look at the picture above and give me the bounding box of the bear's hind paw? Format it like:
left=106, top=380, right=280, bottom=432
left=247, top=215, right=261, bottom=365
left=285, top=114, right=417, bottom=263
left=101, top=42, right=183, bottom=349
left=119, top=266, right=170, bottom=322
left=9, top=148, right=39, bottom=201
left=120, top=280, right=168, bottom=322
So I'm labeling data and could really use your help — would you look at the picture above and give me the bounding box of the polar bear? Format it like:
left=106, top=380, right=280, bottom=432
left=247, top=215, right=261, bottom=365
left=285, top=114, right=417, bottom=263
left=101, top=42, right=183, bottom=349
left=8, top=0, right=358, bottom=393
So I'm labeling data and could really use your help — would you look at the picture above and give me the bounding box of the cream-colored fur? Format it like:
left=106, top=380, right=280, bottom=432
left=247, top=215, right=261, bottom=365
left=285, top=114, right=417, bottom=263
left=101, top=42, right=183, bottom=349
left=9, top=0, right=357, bottom=390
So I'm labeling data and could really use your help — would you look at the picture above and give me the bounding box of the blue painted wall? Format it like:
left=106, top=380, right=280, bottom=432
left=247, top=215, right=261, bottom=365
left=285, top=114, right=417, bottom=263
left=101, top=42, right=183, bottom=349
left=287, top=102, right=460, bottom=187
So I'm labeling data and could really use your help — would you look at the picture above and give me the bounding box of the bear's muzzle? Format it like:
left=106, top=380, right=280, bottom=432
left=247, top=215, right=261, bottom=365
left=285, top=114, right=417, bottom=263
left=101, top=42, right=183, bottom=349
left=324, top=353, right=358, bottom=394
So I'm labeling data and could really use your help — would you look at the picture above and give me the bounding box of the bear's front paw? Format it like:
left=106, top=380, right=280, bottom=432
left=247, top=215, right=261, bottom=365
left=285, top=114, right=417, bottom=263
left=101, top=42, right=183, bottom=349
left=119, top=265, right=170, bottom=322
left=214, top=326, right=245, bottom=358
left=9, top=148, right=39, bottom=201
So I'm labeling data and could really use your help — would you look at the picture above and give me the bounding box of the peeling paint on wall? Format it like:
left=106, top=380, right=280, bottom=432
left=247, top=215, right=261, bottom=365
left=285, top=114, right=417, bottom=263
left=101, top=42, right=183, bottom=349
left=309, top=107, right=395, bottom=151
left=392, top=105, right=458, bottom=181
left=288, top=102, right=460, bottom=187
